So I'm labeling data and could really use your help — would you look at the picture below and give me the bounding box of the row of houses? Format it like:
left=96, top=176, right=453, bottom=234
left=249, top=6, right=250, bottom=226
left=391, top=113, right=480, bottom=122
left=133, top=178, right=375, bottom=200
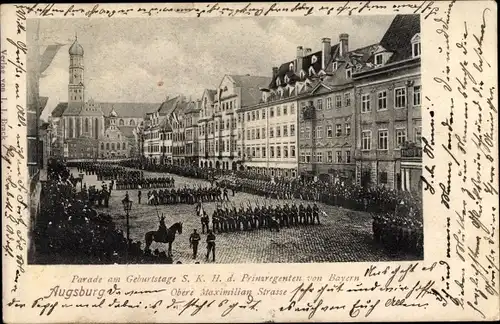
left=141, top=14, right=422, bottom=193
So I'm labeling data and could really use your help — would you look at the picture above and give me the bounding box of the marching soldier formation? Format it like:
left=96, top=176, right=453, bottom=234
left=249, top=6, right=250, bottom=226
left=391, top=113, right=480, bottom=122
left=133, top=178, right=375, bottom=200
left=207, top=201, right=321, bottom=234
left=115, top=176, right=174, bottom=190
left=146, top=186, right=225, bottom=205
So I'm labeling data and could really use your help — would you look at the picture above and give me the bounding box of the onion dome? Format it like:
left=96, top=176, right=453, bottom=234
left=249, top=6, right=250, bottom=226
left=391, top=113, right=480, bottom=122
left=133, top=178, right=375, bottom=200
left=69, top=36, right=84, bottom=56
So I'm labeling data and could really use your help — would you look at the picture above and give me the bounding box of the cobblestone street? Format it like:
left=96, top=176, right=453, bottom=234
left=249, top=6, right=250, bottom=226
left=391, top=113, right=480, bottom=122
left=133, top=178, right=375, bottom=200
left=74, top=168, right=418, bottom=264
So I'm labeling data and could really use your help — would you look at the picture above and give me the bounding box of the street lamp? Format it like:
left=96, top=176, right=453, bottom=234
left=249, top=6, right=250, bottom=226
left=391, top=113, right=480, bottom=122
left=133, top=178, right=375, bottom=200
left=121, top=197, right=133, bottom=262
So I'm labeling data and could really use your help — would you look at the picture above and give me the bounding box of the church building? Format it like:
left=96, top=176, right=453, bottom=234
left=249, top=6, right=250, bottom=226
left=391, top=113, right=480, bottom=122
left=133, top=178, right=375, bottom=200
left=52, top=36, right=160, bottom=159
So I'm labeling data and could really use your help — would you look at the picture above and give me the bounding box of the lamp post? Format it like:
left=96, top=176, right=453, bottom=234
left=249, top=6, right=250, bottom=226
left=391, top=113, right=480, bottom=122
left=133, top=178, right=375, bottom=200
left=121, top=197, right=133, bottom=263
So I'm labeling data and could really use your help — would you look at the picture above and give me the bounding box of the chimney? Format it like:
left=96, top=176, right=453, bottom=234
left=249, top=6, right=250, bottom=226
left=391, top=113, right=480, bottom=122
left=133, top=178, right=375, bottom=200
left=296, top=46, right=304, bottom=73
left=339, top=33, right=349, bottom=56
left=272, top=66, right=279, bottom=79
left=321, top=38, right=331, bottom=71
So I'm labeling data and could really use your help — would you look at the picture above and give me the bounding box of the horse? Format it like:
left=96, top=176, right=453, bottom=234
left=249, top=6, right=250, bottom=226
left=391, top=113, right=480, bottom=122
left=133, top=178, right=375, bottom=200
left=144, top=222, right=183, bottom=257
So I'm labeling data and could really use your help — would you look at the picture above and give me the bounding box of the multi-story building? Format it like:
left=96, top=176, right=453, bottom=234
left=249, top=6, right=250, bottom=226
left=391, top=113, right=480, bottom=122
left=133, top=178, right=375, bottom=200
left=197, top=89, right=217, bottom=168
left=298, top=34, right=375, bottom=183
left=201, top=75, right=270, bottom=171
left=183, top=100, right=201, bottom=166
left=143, top=96, right=184, bottom=164
left=353, top=14, right=421, bottom=193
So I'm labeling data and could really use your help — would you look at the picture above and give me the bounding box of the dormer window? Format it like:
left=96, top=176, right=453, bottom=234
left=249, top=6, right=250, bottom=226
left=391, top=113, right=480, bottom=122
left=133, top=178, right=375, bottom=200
left=289, top=63, right=294, bottom=71
left=346, top=68, right=352, bottom=79
left=276, top=78, right=281, bottom=86
left=308, top=66, right=315, bottom=76
left=311, top=55, right=318, bottom=64
left=300, top=70, right=306, bottom=78
left=375, top=54, right=383, bottom=66
left=284, top=75, right=289, bottom=83
left=411, top=33, right=421, bottom=58
left=332, top=62, right=338, bottom=71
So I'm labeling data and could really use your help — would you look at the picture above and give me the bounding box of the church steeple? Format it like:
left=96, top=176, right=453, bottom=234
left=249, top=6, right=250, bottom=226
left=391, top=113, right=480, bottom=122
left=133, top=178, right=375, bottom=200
left=68, top=35, right=84, bottom=104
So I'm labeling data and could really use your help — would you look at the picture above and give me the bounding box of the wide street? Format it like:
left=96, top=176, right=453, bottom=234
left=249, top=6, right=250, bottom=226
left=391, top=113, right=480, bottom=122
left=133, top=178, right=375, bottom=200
left=72, top=167, right=418, bottom=264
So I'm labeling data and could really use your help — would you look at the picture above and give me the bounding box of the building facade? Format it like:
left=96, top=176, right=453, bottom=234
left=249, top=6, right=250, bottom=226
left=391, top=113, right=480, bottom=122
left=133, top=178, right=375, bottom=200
left=54, top=37, right=159, bottom=160
left=197, top=89, right=217, bottom=168
left=353, top=14, right=421, bottom=193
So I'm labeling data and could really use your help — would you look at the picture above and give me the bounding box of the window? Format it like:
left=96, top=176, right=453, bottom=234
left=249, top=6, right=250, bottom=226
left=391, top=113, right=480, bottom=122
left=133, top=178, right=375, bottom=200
left=117, top=143, right=121, bottom=150
left=326, top=125, right=333, bottom=138
left=251, top=129, right=255, bottom=140
left=276, top=106, right=281, bottom=116
left=262, top=127, right=266, bottom=139
left=283, top=146, right=288, bottom=158
left=326, top=97, right=333, bottom=109
left=269, top=128, right=274, bottom=138
left=327, top=151, right=333, bottom=163
left=375, top=54, right=383, bottom=65
left=270, top=146, right=275, bottom=158
left=262, top=109, right=266, bottom=119
left=415, top=126, right=422, bottom=144
left=378, top=91, right=387, bottom=110
left=305, top=152, right=311, bottom=163
left=316, top=99, right=323, bottom=110
left=290, top=125, right=295, bottom=136
left=346, top=68, right=352, bottom=78
left=262, top=147, right=266, bottom=157
left=395, top=88, right=406, bottom=108
left=283, top=105, right=288, bottom=115
left=332, top=62, right=338, bottom=71
left=270, top=107, right=274, bottom=118
left=251, top=111, right=255, bottom=121
left=345, top=123, right=351, bottom=136
left=290, top=145, right=296, bottom=157
left=316, top=126, right=322, bottom=138
left=256, top=111, right=260, bottom=120
left=305, top=127, right=311, bottom=139
left=290, top=104, right=295, bottom=114
left=396, top=128, right=407, bottom=147
left=276, top=126, right=281, bottom=137
left=413, top=86, right=421, bottom=106
left=300, top=151, right=306, bottom=163
left=119, top=119, right=124, bottom=126
left=101, top=143, right=104, bottom=150
left=111, top=143, right=115, bottom=150
left=345, top=151, right=351, bottom=163
left=316, top=152, right=323, bottom=163
left=252, top=147, right=255, bottom=157
left=256, top=147, right=260, bottom=158
left=344, top=93, right=351, bottom=106
left=247, top=113, right=250, bottom=121
left=283, top=125, right=288, bottom=137
left=362, top=131, right=371, bottom=151
left=106, top=143, right=110, bottom=150
left=335, top=95, right=342, bottom=108
left=247, top=130, right=250, bottom=139
left=379, top=171, right=388, bottom=184
left=412, top=40, right=421, bottom=58
left=378, top=130, right=388, bottom=150
left=276, top=145, right=281, bottom=158
left=335, top=124, right=342, bottom=137
left=336, top=151, right=342, bottom=163
left=256, top=129, right=260, bottom=139
left=300, top=126, right=304, bottom=138
left=361, top=94, right=371, bottom=112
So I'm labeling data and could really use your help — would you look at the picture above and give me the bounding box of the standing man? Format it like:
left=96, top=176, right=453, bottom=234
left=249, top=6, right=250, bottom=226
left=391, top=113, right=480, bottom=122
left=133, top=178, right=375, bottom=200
left=138, top=190, right=142, bottom=204
left=206, top=230, right=216, bottom=262
left=223, top=187, right=229, bottom=201
left=189, top=229, right=201, bottom=259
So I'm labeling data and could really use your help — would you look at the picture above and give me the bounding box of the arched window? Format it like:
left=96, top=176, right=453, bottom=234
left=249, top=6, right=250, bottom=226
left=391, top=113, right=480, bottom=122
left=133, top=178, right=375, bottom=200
left=101, top=143, right=104, bottom=150
left=123, top=142, right=126, bottom=150
left=119, top=119, right=124, bottom=126
left=94, top=118, right=99, bottom=139
left=117, top=143, right=121, bottom=150
left=106, top=143, right=110, bottom=150
left=129, top=119, right=135, bottom=126
left=68, top=118, right=74, bottom=138
left=84, top=118, right=89, bottom=133
left=111, top=143, right=115, bottom=150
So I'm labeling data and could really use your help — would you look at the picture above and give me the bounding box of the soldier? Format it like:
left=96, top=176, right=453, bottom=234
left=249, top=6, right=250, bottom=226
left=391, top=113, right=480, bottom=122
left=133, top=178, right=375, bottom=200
left=138, top=190, right=142, bottom=204
left=299, top=203, right=306, bottom=225
left=189, top=229, right=201, bottom=259
left=206, top=230, right=216, bottom=262
left=312, top=203, right=320, bottom=224
left=223, top=187, right=229, bottom=201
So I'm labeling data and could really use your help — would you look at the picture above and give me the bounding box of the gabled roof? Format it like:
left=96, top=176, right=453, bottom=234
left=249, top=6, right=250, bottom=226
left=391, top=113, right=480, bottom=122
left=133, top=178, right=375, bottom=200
left=62, top=102, right=85, bottom=116
left=158, top=96, right=180, bottom=116
left=379, top=14, right=420, bottom=64
left=203, top=89, right=217, bottom=102
left=226, top=75, right=271, bottom=108
left=51, top=103, right=67, bottom=118
left=99, top=102, right=160, bottom=118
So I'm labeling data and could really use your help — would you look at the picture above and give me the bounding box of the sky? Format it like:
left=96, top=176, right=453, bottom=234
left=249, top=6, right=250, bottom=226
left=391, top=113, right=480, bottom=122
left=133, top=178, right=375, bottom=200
left=30, top=16, right=395, bottom=120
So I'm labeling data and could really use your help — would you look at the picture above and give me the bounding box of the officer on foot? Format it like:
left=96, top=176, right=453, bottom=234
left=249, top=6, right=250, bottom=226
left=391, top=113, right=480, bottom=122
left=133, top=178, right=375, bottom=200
left=206, top=230, right=216, bottom=262
left=189, top=229, right=201, bottom=259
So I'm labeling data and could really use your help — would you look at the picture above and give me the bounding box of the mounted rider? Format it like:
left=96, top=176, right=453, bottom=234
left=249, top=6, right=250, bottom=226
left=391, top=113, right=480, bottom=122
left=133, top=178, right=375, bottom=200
left=157, top=215, right=168, bottom=242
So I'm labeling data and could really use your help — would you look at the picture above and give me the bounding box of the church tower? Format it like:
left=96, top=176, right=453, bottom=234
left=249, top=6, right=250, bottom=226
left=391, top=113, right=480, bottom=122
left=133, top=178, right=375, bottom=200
left=68, top=35, right=85, bottom=104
